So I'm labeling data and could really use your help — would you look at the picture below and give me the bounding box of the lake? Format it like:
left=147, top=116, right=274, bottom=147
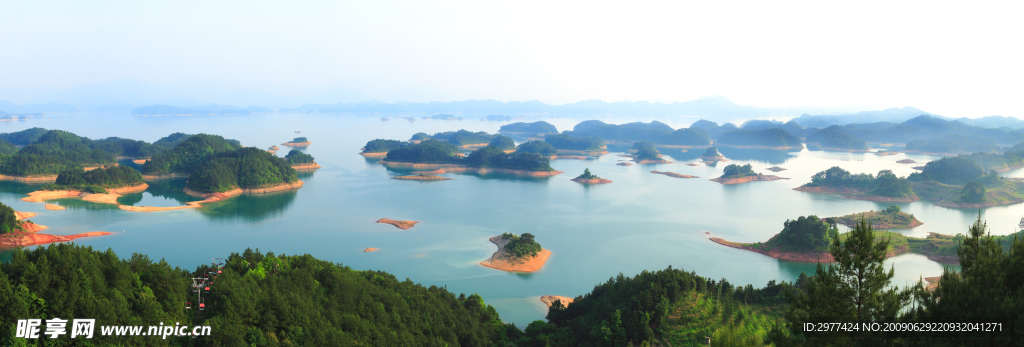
left=3, top=113, right=1012, bottom=327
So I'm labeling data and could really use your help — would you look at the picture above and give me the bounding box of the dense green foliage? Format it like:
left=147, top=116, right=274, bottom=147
left=499, top=121, right=558, bottom=134
left=720, top=164, right=758, bottom=178
left=42, top=164, right=144, bottom=192
left=764, top=216, right=839, bottom=253
left=959, top=181, right=986, bottom=203
left=0, top=139, right=17, bottom=156
left=152, top=133, right=192, bottom=150
left=660, top=128, right=711, bottom=146
left=544, top=134, right=605, bottom=151
left=514, top=141, right=557, bottom=156
left=831, top=206, right=920, bottom=229
left=93, top=137, right=162, bottom=158
left=909, top=156, right=983, bottom=185
left=465, top=146, right=553, bottom=171
left=904, top=135, right=1000, bottom=154
left=488, top=135, right=516, bottom=150
left=501, top=233, right=542, bottom=259
left=576, top=168, right=599, bottom=179
left=185, top=147, right=298, bottom=193
left=806, top=126, right=867, bottom=149
left=0, top=130, right=115, bottom=176
left=385, top=139, right=459, bottom=163
left=716, top=128, right=802, bottom=147
left=284, top=149, right=315, bottom=164
left=776, top=219, right=912, bottom=345
left=0, top=202, right=18, bottom=234
left=291, top=137, right=308, bottom=143
left=431, top=130, right=496, bottom=146
left=0, top=127, right=48, bottom=146
left=142, top=134, right=242, bottom=175
left=689, top=120, right=740, bottom=139
left=410, top=132, right=430, bottom=141
left=702, top=146, right=720, bottom=157
left=0, top=244, right=517, bottom=346
left=362, top=139, right=409, bottom=153
left=806, top=166, right=916, bottom=198
left=563, top=120, right=710, bottom=146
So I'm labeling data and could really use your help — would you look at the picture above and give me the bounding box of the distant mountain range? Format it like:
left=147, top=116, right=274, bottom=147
left=131, top=104, right=272, bottom=116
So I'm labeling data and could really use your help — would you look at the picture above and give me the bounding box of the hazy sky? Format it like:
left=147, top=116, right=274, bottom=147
left=2, top=1, right=1022, bottom=116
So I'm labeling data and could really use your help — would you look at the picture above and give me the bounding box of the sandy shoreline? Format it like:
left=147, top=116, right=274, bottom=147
left=0, top=230, right=111, bottom=248
left=45, top=204, right=65, bottom=210
left=359, top=152, right=388, bottom=158
left=379, top=161, right=564, bottom=177
left=281, top=141, right=312, bottom=148
left=651, top=170, right=698, bottom=178
left=540, top=295, right=575, bottom=308
left=364, top=248, right=378, bottom=253
left=291, top=162, right=321, bottom=171
left=377, top=218, right=419, bottom=230
left=711, top=175, right=788, bottom=185
left=141, top=173, right=189, bottom=180
left=22, top=183, right=150, bottom=204
left=709, top=237, right=835, bottom=262
left=571, top=177, right=612, bottom=184
left=14, top=211, right=36, bottom=220
left=480, top=235, right=550, bottom=272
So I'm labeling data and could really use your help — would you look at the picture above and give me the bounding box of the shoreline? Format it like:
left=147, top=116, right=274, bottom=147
left=480, top=235, right=550, bottom=272
left=713, top=144, right=803, bottom=150
left=379, top=161, right=564, bottom=177
left=540, top=295, right=575, bottom=308
left=21, top=183, right=151, bottom=204
left=0, top=174, right=59, bottom=183
left=376, top=218, right=419, bottom=230
left=281, top=141, right=312, bottom=148
left=392, top=174, right=453, bottom=181
left=571, top=177, right=612, bottom=184
left=651, top=170, right=698, bottom=179
left=141, top=173, right=189, bottom=180
left=794, top=186, right=920, bottom=203
left=14, top=211, right=36, bottom=220
left=291, top=162, right=321, bottom=171
left=0, top=231, right=111, bottom=249
left=709, top=237, right=836, bottom=262
left=711, top=175, right=788, bottom=185
left=359, top=152, right=388, bottom=158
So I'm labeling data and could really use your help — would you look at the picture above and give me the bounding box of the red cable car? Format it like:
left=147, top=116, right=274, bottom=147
left=185, top=302, right=192, bottom=309
left=205, top=287, right=210, bottom=292
left=199, top=303, right=205, bottom=311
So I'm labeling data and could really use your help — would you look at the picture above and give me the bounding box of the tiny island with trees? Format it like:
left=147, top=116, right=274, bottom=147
left=711, top=164, right=788, bottom=185
left=379, top=139, right=562, bottom=177
left=629, top=141, right=672, bottom=164
left=480, top=232, right=550, bottom=272
left=830, top=205, right=923, bottom=229
left=281, top=136, right=311, bottom=148
left=571, top=168, right=611, bottom=184
left=795, top=166, right=918, bottom=202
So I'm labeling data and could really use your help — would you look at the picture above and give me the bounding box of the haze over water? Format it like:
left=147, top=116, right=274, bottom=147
left=8, top=113, right=1018, bottom=327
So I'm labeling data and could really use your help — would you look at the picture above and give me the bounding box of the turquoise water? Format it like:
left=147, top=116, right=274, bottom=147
left=2, top=114, right=1012, bottom=327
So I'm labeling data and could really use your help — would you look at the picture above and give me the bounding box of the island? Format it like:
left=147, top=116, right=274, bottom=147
left=540, top=295, right=575, bottom=309
left=629, top=142, right=673, bottom=164
left=0, top=130, right=116, bottom=182
left=561, top=120, right=711, bottom=147
left=480, top=233, right=550, bottom=272
left=431, top=130, right=498, bottom=148
left=364, top=248, right=378, bottom=252
left=22, top=165, right=150, bottom=206
left=281, top=137, right=311, bottom=148
left=710, top=214, right=963, bottom=264
left=651, top=170, right=698, bottom=178
left=766, top=167, right=786, bottom=172
left=710, top=164, right=788, bottom=185
left=616, top=162, right=633, bottom=166
left=794, top=166, right=918, bottom=202
left=830, top=205, right=922, bottom=229
left=361, top=139, right=410, bottom=157
left=714, top=128, right=804, bottom=149
left=285, top=149, right=320, bottom=170
left=805, top=127, right=869, bottom=152
left=498, top=121, right=558, bottom=135
left=183, top=147, right=303, bottom=198
left=699, top=146, right=725, bottom=161
left=571, top=168, right=612, bottom=184
left=897, top=159, right=916, bottom=164
left=544, top=134, right=609, bottom=156
left=0, top=201, right=110, bottom=248
left=380, top=140, right=563, bottom=177
left=377, top=218, right=419, bottom=230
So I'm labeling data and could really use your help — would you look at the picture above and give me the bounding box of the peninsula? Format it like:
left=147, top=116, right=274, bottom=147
left=0, top=202, right=110, bottom=248
left=285, top=149, right=320, bottom=170
left=830, top=205, right=922, bottom=229
left=651, top=170, right=698, bottom=179
left=480, top=233, right=550, bottom=272
left=794, top=166, right=919, bottom=202
left=571, top=168, right=612, bottom=184
left=540, top=296, right=575, bottom=309
left=379, top=140, right=563, bottom=177
left=710, top=164, right=787, bottom=185
left=360, top=139, right=409, bottom=157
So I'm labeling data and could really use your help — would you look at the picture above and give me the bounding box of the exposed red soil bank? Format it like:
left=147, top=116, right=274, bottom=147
left=377, top=218, right=419, bottom=230
left=571, top=178, right=612, bottom=184
left=710, top=175, right=788, bottom=185
left=651, top=170, right=698, bottom=178
left=0, top=231, right=111, bottom=248
left=480, top=235, right=550, bottom=272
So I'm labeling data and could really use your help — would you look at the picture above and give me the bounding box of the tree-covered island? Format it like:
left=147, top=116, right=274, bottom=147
left=795, top=166, right=918, bottom=202
left=805, top=126, right=869, bottom=151
left=544, top=133, right=608, bottom=155
left=0, top=130, right=116, bottom=177
left=701, top=146, right=723, bottom=159
left=184, top=147, right=301, bottom=195
left=281, top=136, right=311, bottom=147
left=629, top=141, right=672, bottom=163
left=571, top=168, right=612, bottom=184
left=361, top=139, right=410, bottom=155
left=714, top=128, right=803, bottom=149
left=285, top=149, right=320, bottom=170
left=39, top=165, right=147, bottom=194
left=830, top=205, right=923, bottom=229
left=380, top=139, right=560, bottom=176
left=481, top=232, right=550, bottom=272
left=498, top=121, right=558, bottom=135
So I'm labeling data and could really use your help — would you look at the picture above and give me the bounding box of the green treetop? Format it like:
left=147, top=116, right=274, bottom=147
left=501, top=232, right=542, bottom=259
left=292, top=137, right=308, bottom=143
left=284, top=149, right=315, bottom=164
left=0, top=202, right=19, bottom=234
left=702, top=146, right=720, bottom=157
left=576, top=168, right=599, bottom=179
left=720, top=164, right=758, bottom=178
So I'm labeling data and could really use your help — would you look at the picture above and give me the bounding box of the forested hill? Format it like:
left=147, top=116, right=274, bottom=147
left=0, top=244, right=516, bottom=346
left=562, top=120, right=711, bottom=146
left=142, top=134, right=242, bottom=175
left=715, top=128, right=803, bottom=148
left=185, top=147, right=298, bottom=193
left=0, top=130, right=115, bottom=176
left=805, top=126, right=868, bottom=150
left=499, top=121, right=558, bottom=134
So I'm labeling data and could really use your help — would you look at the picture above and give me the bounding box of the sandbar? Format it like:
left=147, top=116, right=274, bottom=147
left=270, top=145, right=280, bottom=151
left=44, top=204, right=65, bottom=210
left=710, top=175, right=788, bottom=185
left=291, top=162, right=321, bottom=171
left=132, top=159, right=148, bottom=165
left=0, top=230, right=110, bottom=249
left=766, top=167, right=787, bottom=172
left=651, top=170, right=698, bottom=179
left=14, top=211, right=36, bottom=220
left=793, top=186, right=920, bottom=203
left=571, top=178, right=612, bottom=184
left=875, top=151, right=899, bottom=156
left=897, top=159, right=917, bottom=164
left=480, top=235, right=550, bottom=272
left=392, top=174, right=453, bottom=181
left=540, top=295, right=575, bottom=308
left=364, top=248, right=379, bottom=253
left=281, top=141, right=312, bottom=148
left=616, top=162, right=633, bottom=166
left=19, top=221, right=48, bottom=233
left=377, top=218, right=419, bottom=230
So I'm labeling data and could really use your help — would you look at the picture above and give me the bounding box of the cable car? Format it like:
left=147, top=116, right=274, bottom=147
left=185, top=302, right=192, bottom=309
left=199, top=303, right=205, bottom=311
left=205, top=287, right=210, bottom=292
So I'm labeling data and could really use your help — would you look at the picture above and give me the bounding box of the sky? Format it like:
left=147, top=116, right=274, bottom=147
left=1, top=1, right=1023, bottom=117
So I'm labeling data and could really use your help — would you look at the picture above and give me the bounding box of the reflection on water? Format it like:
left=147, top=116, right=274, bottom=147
left=45, top=198, right=120, bottom=211
left=117, top=179, right=203, bottom=207
left=0, top=181, right=42, bottom=198
left=197, top=190, right=298, bottom=223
